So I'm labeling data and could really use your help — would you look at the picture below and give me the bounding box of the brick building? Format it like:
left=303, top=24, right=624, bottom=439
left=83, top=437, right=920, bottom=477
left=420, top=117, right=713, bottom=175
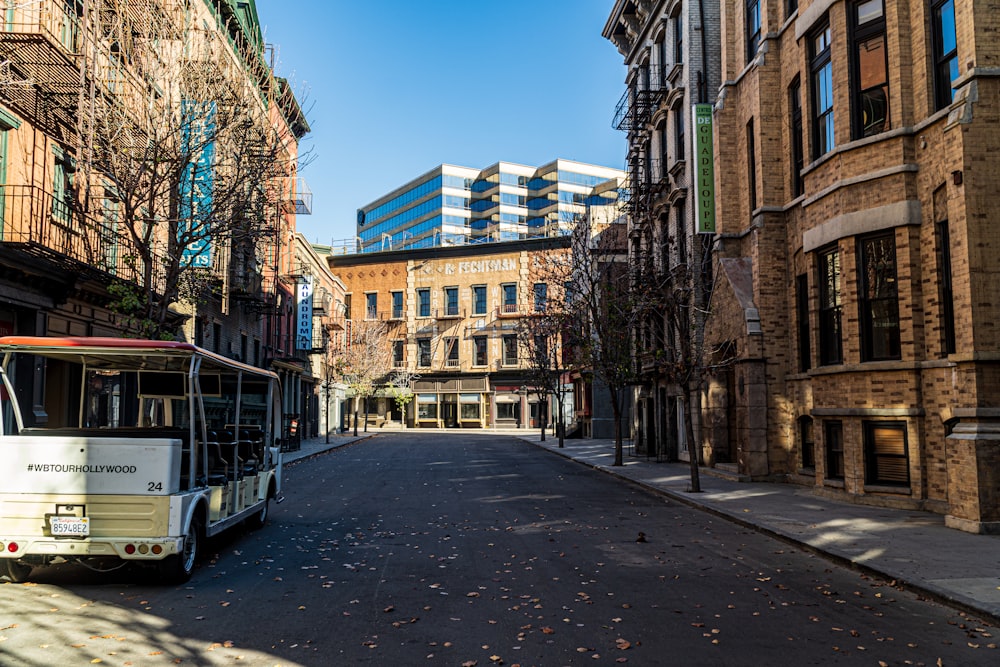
left=328, top=238, right=571, bottom=429
left=698, top=0, right=1000, bottom=533
left=603, top=0, right=723, bottom=460
left=0, top=1, right=318, bottom=442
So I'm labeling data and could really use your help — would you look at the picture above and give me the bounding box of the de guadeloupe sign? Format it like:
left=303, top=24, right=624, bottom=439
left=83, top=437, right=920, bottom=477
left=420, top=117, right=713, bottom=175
left=692, top=103, right=716, bottom=234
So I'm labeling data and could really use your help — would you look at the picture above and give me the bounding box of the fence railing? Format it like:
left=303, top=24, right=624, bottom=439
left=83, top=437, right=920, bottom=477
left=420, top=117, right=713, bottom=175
left=0, top=183, right=140, bottom=281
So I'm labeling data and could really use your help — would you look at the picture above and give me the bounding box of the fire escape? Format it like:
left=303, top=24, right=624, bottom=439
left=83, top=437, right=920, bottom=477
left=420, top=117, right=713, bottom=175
left=0, top=0, right=152, bottom=301
left=613, top=64, right=669, bottom=381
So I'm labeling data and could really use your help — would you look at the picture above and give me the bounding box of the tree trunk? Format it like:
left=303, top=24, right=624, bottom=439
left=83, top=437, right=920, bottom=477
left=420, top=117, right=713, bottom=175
left=684, top=388, right=701, bottom=492
left=353, top=398, right=359, bottom=437
left=557, top=390, right=565, bottom=448
left=609, top=386, right=623, bottom=466
left=539, top=397, right=546, bottom=442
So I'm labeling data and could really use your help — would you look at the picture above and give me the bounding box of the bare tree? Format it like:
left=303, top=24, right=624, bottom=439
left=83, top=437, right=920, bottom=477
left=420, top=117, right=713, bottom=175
left=517, top=249, right=573, bottom=447
left=69, top=0, right=305, bottom=338
left=386, top=367, right=419, bottom=428
left=565, top=206, right=647, bottom=466
left=331, top=319, right=393, bottom=436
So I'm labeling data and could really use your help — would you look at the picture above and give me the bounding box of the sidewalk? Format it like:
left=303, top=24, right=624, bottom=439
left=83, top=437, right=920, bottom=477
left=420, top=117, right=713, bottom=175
left=282, top=429, right=1000, bottom=624
left=282, top=431, right=376, bottom=464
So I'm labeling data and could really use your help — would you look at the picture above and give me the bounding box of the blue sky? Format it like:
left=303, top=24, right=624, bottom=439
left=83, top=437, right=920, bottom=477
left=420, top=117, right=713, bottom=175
left=255, top=0, right=627, bottom=245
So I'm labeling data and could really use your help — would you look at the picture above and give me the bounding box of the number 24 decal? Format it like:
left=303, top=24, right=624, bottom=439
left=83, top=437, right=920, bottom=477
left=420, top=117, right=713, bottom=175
left=148, top=481, right=163, bottom=492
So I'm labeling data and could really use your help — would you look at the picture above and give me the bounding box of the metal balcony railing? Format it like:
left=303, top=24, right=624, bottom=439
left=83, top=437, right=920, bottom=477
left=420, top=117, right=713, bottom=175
left=497, top=303, right=520, bottom=317
left=0, top=183, right=139, bottom=281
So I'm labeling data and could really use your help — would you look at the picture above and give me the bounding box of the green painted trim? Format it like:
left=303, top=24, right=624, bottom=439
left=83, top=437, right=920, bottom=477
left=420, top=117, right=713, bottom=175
left=0, top=106, right=21, bottom=131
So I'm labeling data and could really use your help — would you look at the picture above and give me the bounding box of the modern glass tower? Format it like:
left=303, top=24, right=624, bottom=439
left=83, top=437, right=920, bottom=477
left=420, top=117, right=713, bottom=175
left=355, top=159, right=624, bottom=253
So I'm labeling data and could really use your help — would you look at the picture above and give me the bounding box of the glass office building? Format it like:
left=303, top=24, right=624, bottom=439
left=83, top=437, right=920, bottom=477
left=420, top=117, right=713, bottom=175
left=355, top=160, right=624, bottom=253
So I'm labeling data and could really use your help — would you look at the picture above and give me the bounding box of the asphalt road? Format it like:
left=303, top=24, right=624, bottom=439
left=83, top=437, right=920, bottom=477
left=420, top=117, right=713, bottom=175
left=1, top=432, right=997, bottom=666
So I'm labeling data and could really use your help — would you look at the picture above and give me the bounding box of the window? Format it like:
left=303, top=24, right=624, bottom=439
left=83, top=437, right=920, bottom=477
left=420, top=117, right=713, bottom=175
left=533, top=283, right=547, bottom=312
left=858, top=232, right=900, bottom=361
left=417, top=288, right=430, bottom=317
left=59, top=1, right=83, bottom=51
left=936, top=220, right=956, bottom=355
left=796, top=273, right=811, bottom=371
left=800, top=416, right=815, bottom=469
left=746, top=118, right=757, bottom=212
left=497, top=402, right=518, bottom=421
left=502, top=334, right=518, bottom=366
left=932, top=0, right=958, bottom=111
left=393, top=340, right=404, bottom=367
left=674, top=12, right=683, bottom=64
left=344, top=294, right=352, bottom=320
left=52, top=146, right=75, bottom=223
left=818, top=246, right=842, bottom=365
left=850, top=0, right=889, bottom=139
left=445, top=337, right=459, bottom=367
left=101, top=189, right=119, bottom=273
left=444, top=287, right=459, bottom=316
left=658, top=36, right=669, bottom=85
left=460, top=394, right=481, bottom=420
left=746, top=0, right=761, bottom=62
left=502, top=283, right=517, bottom=314
left=789, top=77, right=805, bottom=197
left=365, top=293, right=378, bottom=319
left=811, top=23, right=834, bottom=159
left=473, top=336, right=488, bottom=366
left=786, top=0, right=798, bottom=20
left=533, top=334, right=549, bottom=365
left=212, top=322, right=221, bottom=354
left=417, top=338, right=431, bottom=367
left=658, top=121, right=669, bottom=166
left=391, top=291, right=403, bottom=319
left=864, top=422, right=909, bottom=486
left=417, top=394, right=437, bottom=420
left=675, top=200, right=687, bottom=263
left=674, top=105, right=685, bottom=163
left=472, top=285, right=487, bottom=315
left=825, top=420, right=844, bottom=480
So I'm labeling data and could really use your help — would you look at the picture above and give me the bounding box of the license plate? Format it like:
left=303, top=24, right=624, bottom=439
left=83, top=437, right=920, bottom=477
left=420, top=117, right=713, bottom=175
left=50, top=516, right=90, bottom=537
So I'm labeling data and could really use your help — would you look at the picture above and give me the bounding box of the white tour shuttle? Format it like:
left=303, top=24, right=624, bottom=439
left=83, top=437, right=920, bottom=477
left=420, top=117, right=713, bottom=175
left=0, top=337, right=283, bottom=583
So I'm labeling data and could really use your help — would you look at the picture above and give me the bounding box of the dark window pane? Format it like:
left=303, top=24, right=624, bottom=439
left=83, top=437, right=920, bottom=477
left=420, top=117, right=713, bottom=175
left=818, top=248, right=842, bottom=365
left=859, top=234, right=900, bottom=361
left=864, top=422, right=909, bottom=485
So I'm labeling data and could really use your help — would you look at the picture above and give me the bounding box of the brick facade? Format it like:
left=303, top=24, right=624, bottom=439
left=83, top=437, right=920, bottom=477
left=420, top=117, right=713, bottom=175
left=702, top=0, right=1000, bottom=532
left=329, top=238, right=570, bottom=429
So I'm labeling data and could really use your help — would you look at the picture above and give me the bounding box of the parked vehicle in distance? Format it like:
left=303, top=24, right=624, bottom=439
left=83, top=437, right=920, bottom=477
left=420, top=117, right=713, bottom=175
left=0, top=337, right=283, bottom=583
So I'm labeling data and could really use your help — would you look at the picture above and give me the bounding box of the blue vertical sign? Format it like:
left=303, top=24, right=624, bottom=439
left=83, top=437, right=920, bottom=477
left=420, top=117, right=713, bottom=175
left=296, top=276, right=314, bottom=351
left=179, top=100, right=216, bottom=268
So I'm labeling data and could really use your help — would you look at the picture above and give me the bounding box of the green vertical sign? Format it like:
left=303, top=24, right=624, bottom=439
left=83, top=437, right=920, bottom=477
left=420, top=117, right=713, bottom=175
left=693, top=104, right=716, bottom=234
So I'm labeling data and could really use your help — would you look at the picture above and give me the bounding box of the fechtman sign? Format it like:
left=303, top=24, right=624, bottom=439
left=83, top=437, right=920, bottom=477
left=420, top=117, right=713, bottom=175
left=692, top=103, right=716, bottom=234
left=296, top=276, right=313, bottom=351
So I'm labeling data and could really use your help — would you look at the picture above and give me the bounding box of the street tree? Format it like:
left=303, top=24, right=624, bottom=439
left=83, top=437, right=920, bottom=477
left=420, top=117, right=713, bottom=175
left=565, top=206, right=647, bottom=466
left=70, top=1, right=304, bottom=338
left=386, top=366, right=419, bottom=427
left=517, top=250, right=574, bottom=447
left=332, top=319, right=394, bottom=436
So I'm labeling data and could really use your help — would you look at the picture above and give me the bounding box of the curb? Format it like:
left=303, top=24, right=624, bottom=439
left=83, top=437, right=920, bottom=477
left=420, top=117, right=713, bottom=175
left=529, top=439, right=1000, bottom=626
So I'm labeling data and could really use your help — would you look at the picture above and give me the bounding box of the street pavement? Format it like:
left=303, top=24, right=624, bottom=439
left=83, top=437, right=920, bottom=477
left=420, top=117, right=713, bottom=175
left=286, top=428, right=1000, bottom=625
